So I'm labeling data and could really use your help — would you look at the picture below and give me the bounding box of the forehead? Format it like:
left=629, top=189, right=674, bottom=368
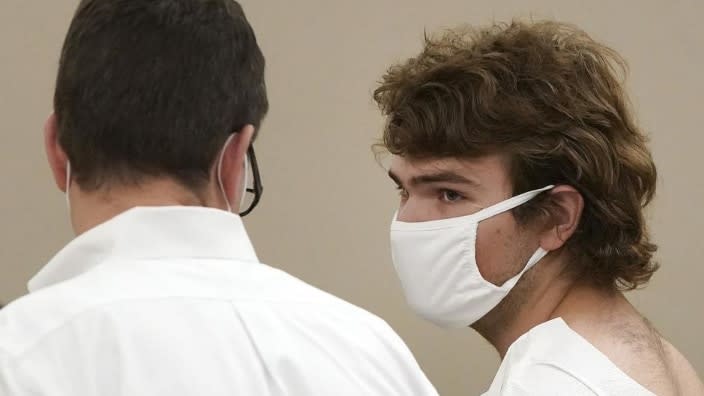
left=389, top=154, right=511, bottom=184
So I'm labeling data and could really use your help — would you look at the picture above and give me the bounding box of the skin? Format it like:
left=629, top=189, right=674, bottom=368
left=43, top=112, right=254, bottom=235
left=389, top=153, right=704, bottom=396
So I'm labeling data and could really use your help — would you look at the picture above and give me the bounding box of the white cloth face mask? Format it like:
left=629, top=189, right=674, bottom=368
left=390, top=185, right=554, bottom=328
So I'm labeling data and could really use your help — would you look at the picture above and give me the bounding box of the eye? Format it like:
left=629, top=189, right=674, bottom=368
left=440, top=189, right=464, bottom=202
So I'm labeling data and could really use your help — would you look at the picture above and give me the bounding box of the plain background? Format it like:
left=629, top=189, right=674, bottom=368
left=0, top=1, right=702, bottom=394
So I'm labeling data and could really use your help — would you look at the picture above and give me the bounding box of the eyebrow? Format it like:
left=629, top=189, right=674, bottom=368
left=388, top=170, right=479, bottom=187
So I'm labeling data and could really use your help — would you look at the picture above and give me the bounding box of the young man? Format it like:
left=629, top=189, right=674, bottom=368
left=375, top=21, right=704, bottom=395
left=0, top=1, right=438, bottom=395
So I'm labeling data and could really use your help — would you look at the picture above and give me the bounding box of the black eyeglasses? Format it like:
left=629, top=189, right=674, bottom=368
left=239, top=145, right=263, bottom=217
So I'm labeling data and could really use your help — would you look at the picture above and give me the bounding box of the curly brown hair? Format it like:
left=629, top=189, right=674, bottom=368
left=374, top=20, right=658, bottom=291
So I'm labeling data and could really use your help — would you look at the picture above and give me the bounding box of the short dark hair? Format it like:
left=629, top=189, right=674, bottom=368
left=374, top=21, right=658, bottom=291
left=55, top=0, right=268, bottom=190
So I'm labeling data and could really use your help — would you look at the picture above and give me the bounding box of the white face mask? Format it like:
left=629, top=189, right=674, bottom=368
left=217, top=134, right=250, bottom=214
left=390, top=185, right=554, bottom=328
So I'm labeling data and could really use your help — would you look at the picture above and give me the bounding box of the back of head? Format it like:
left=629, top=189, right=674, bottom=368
left=55, top=0, right=268, bottom=191
left=375, top=20, right=658, bottom=291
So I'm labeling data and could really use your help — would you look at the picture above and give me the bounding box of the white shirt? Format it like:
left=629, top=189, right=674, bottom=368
left=483, top=318, right=656, bottom=395
left=0, top=206, right=437, bottom=396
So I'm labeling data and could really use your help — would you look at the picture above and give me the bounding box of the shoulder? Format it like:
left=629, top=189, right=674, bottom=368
left=489, top=361, right=598, bottom=396
left=248, top=263, right=405, bottom=331
left=242, top=264, right=424, bottom=358
left=485, top=319, right=600, bottom=395
left=662, top=339, right=704, bottom=395
left=492, top=318, right=663, bottom=396
left=0, top=281, right=98, bottom=358
left=227, top=265, right=438, bottom=394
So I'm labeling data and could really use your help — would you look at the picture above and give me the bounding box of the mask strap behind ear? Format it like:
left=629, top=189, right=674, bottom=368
left=217, top=134, right=237, bottom=213
left=239, top=153, right=250, bottom=211
left=65, top=161, right=72, bottom=207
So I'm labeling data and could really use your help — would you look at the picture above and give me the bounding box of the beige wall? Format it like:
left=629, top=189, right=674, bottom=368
left=1, top=0, right=702, bottom=394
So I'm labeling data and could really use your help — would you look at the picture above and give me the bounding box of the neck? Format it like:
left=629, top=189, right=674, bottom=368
left=473, top=250, right=578, bottom=358
left=551, top=282, right=631, bottom=335
left=69, top=178, right=222, bottom=235
left=474, top=252, right=630, bottom=358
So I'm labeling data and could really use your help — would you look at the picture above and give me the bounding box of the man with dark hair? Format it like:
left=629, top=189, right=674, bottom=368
left=376, top=21, right=704, bottom=395
left=0, top=1, right=437, bottom=395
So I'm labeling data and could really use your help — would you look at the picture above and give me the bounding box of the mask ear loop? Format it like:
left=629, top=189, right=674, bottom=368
left=472, top=185, right=555, bottom=223
left=217, top=134, right=249, bottom=214
left=216, top=134, right=237, bottom=213
left=65, top=161, right=72, bottom=207
left=238, top=153, right=250, bottom=213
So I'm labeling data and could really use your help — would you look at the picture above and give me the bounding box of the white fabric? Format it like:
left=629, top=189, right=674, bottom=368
left=483, top=318, right=656, bottom=395
left=0, top=206, right=437, bottom=396
left=390, top=186, right=553, bottom=328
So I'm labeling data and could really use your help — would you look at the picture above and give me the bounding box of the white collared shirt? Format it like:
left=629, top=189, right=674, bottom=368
left=483, top=318, right=656, bottom=395
left=0, top=206, right=437, bottom=396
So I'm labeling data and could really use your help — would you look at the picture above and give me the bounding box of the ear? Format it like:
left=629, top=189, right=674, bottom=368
left=539, top=185, right=584, bottom=251
left=218, top=125, right=255, bottom=210
left=44, top=112, right=70, bottom=192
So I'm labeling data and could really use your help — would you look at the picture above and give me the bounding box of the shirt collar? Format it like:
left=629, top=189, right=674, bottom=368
left=28, top=206, right=259, bottom=292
